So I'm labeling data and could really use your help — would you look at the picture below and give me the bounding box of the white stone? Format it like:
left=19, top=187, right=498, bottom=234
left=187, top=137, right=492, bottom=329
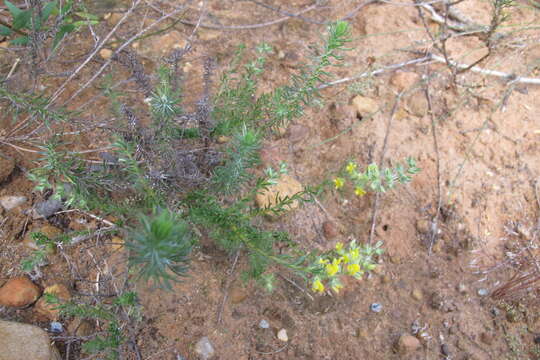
left=0, top=196, right=27, bottom=210
left=277, top=328, right=288, bottom=342
left=194, top=336, right=214, bottom=360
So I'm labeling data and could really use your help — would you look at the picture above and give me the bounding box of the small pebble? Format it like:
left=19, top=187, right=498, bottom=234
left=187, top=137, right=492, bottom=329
left=396, top=334, right=421, bottom=354
left=194, top=337, right=214, bottom=360
left=480, top=332, right=493, bottom=345
left=99, top=48, right=113, bottom=59
left=50, top=321, right=63, bottom=333
left=441, top=343, right=450, bottom=356
left=259, top=319, right=269, bottom=329
left=322, top=221, right=339, bottom=239
left=277, top=328, right=288, bottom=342
left=411, top=289, right=423, bottom=301
left=370, top=303, right=382, bottom=313
left=457, top=283, right=467, bottom=294
left=477, top=289, right=489, bottom=297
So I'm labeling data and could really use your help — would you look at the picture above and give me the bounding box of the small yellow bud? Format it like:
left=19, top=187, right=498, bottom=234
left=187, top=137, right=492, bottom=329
left=333, top=177, right=345, bottom=189
left=312, top=279, right=325, bottom=293
left=346, top=162, right=357, bottom=174
left=347, top=263, right=361, bottom=275
left=325, top=261, right=340, bottom=276
left=354, top=186, right=366, bottom=196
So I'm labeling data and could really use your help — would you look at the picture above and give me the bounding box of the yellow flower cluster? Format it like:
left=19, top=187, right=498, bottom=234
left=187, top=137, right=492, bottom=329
left=310, top=240, right=376, bottom=294
left=333, top=177, right=345, bottom=189
left=333, top=162, right=366, bottom=196
left=312, top=279, right=325, bottom=292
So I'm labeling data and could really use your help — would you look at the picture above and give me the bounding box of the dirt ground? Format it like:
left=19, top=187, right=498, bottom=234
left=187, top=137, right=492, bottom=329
left=1, top=0, right=540, bottom=359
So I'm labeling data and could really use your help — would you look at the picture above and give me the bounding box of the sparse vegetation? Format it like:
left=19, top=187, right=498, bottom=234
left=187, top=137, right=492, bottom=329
left=1, top=0, right=538, bottom=358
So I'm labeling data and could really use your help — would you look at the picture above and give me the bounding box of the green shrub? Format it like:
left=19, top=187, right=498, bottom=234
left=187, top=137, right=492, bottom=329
left=127, top=209, right=194, bottom=289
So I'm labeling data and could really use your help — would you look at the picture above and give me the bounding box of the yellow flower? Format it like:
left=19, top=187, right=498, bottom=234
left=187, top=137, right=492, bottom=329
left=346, top=162, right=357, bottom=174
left=318, top=258, right=329, bottom=265
left=312, top=279, right=325, bottom=293
left=333, top=177, right=345, bottom=189
left=342, top=254, right=350, bottom=263
left=347, top=263, right=361, bottom=276
left=354, top=186, right=366, bottom=196
left=325, top=260, right=340, bottom=276
left=350, top=248, right=360, bottom=260
left=335, top=242, right=344, bottom=252
left=332, top=283, right=344, bottom=293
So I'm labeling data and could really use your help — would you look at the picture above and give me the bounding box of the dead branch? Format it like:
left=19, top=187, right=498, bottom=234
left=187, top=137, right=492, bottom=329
left=429, top=53, right=540, bottom=85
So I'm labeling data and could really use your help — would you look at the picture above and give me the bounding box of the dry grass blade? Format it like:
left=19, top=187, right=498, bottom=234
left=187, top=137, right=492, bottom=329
left=491, top=269, right=540, bottom=301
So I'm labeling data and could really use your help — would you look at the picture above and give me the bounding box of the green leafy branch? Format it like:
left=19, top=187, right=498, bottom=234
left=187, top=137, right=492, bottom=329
left=334, top=157, right=421, bottom=195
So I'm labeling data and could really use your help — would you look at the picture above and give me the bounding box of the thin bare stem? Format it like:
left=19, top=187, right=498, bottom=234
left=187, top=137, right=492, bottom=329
left=429, top=53, right=540, bottom=85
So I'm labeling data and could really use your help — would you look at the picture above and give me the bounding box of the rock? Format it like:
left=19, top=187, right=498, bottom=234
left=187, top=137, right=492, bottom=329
left=99, top=48, right=113, bottom=60
left=396, top=334, right=421, bottom=355
left=255, top=174, right=303, bottom=212
left=0, top=277, right=41, bottom=307
left=183, top=62, right=193, bottom=73
left=0, top=196, right=27, bottom=210
left=110, top=236, right=124, bottom=251
left=0, top=156, right=15, bottom=183
left=390, top=71, right=420, bottom=92
left=289, top=124, right=309, bottom=143
left=356, top=328, right=369, bottom=339
left=457, top=283, right=468, bottom=294
left=406, top=94, right=428, bottom=117
left=480, top=332, right=493, bottom=345
left=34, top=198, right=63, bottom=218
left=105, top=12, right=123, bottom=26
left=229, top=286, right=248, bottom=304
left=430, top=292, right=444, bottom=310
left=351, top=96, right=378, bottom=117
left=35, top=284, right=71, bottom=320
left=216, top=135, right=230, bottom=144
left=23, top=225, right=62, bottom=251
left=68, top=319, right=94, bottom=337
left=431, top=241, right=442, bottom=253
left=259, top=319, right=270, bottom=329
left=411, top=288, right=423, bottom=301
left=322, top=221, right=339, bottom=239
left=441, top=343, right=450, bottom=356
left=416, top=219, right=431, bottom=234
left=370, top=303, right=382, bottom=313
left=194, top=336, right=214, bottom=360
left=0, top=320, right=61, bottom=360
left=49, top=322, right=63, bottom=334
left=477, top=288, right=489, bottom=297
left=277, top=328, right=288, bottom=342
